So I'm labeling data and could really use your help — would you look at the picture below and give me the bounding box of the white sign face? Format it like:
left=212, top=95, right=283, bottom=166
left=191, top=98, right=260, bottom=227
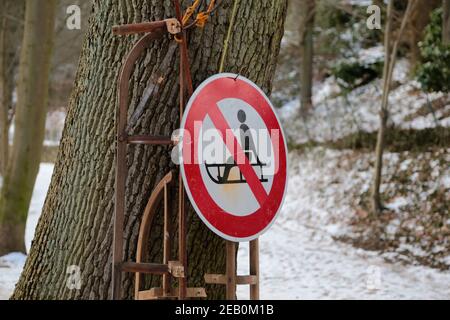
left=180, top=73, right=288, bottom=242
left=199, top=97, right=276, bottom=216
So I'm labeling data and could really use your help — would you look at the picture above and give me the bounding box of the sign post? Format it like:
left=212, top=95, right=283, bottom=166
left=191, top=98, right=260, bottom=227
left=180, top=73, right=288, bottom=299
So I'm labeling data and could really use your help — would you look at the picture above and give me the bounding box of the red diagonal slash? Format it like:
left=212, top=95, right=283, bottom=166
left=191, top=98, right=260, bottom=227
left=206, top=104, right=268, bottom=207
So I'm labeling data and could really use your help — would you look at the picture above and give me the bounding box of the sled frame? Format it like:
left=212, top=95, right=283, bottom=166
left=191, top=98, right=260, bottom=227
left=112, top=0, right=261, bottom=302
left=111, top=1, right=204, bottom=300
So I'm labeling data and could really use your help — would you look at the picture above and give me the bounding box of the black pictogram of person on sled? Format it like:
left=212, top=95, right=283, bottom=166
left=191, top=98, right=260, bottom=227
left=205, top=110, right=268, bottom=185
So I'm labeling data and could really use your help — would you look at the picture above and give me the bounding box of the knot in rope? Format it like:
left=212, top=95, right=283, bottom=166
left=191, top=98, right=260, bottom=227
left=182, top=0, right=217, bottom=29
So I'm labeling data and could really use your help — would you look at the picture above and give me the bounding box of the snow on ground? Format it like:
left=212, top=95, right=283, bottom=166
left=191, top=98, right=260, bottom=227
left=237, top=150, right=450, bottom=300
left=25, top=164, right=54, bottom=252
left=1, top=153, right=449, bottom=300
left=279, top=60, right=450, bottom=145
left=239, top=221, right=450, bottom=299
left=0, top=253, right=26, bottom=300
left=0, top=163, right=54, bottom=300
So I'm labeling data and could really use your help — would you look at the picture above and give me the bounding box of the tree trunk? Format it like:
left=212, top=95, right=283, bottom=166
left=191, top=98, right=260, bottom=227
left=0, top=0, right=56, bottom=255
left=0, top=107, right=9, bottom=177
left=407, top=0, right=440, bottom=67
left=444, top=0, right=450, bottom=44
left=0, top=0, right=24, bottom=176
left=12, top=0, right=288, bottom=300
left=372, top=0, right=415, bottom=214
left=299, top=0, right=315, bottom=114
left=0, top=1, right=8, bottom=176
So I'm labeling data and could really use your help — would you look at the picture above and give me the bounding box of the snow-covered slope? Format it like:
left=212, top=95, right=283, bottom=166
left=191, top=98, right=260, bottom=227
left=279, top=60, right=450, bottom=145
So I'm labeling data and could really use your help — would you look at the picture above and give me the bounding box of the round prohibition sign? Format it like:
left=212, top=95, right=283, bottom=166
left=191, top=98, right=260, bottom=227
left=180, top=73, right=288, bottom=242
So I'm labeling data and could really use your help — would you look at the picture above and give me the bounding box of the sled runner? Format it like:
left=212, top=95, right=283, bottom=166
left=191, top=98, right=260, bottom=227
left=113, top=0, right=262, bottom=301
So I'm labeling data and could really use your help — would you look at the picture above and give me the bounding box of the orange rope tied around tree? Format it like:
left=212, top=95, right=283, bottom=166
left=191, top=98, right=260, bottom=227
left=181, top=0, right=216, bottom=28
left=182, top=0, right=202, bottom=26
left=175, top=0, right=217, bottom=43
left=195, top=0, right=216, bottom=27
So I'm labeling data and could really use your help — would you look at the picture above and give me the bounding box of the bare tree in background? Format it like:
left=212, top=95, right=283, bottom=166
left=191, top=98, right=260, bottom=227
left=299, top=0, right=315, bottom=114
left=0, top=0, right=57, bottom=255
left=0, top=0, right=25, bottom=175
left=372, top=0, right=416, bottom=214
left=444, top=0, right=450, bottom=44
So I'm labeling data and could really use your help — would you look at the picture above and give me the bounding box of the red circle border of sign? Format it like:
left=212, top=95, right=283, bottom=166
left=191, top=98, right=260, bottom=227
left=180, top=73, right=288, bottom=242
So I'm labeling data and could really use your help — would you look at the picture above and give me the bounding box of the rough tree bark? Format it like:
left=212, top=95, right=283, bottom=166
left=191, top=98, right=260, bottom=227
left=299, top=0, right=315, bottom=114
left=0, top=0, right=25, bottom=176
left=0, top=0, right=56, bottom=255
left=444, top=0, right=450, bottom=44
left=372, top=0, right=415, bottom=214
left=12, top=0, right=287, bottom=300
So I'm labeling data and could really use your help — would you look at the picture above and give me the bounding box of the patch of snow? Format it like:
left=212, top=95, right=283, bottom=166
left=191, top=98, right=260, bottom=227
left=313, top=76, right=341, bottom=105
left=277, top=100, right=299, bottom=122
left=358, top=46, right=384, bottom=65
left=392, top=59, right=410, bottom=83
left=0, top=253, right=26, bottom=268
left=443, top=255, right=450, bottom=265
left=399, top=159, right=413, bottom=171
left=385, top=219, right=400, bottom=238
left=386, top=197, right=409, bottom=213
left=346, top=0, right=373, bottom=6
left=0, top=163, right=54, bottom=300
left=396, top=243, right=428, bottom=258
left=25, top=164, right=54, bottom=252
left=0, top=253, right=26, bottom=300
left=282, top=59, right=450, bottom=145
